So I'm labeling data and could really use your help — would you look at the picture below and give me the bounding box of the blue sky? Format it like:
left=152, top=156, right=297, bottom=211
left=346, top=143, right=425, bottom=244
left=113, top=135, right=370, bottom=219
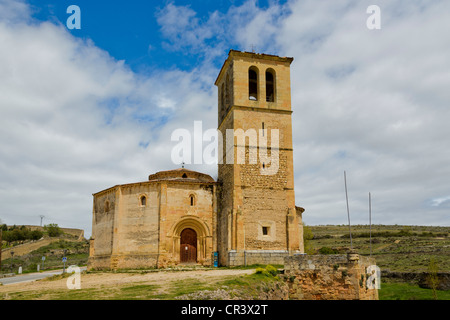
left=27, top=0, right=288, bottom=72
left=0, top=0, right=449, bottom=237
left=28, top=1, right=198, bottom=71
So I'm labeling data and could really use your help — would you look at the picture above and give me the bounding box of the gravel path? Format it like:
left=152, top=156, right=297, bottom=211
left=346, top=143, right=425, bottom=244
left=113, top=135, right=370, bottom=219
left=0, top=268, right=255, bottom=296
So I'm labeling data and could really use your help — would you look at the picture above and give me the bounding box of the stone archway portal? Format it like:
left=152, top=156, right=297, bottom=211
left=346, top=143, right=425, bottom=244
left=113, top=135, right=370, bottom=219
left=180, top=228, right=197, bottom=263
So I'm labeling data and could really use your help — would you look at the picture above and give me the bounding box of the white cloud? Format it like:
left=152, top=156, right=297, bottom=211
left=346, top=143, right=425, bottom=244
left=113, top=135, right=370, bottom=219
left=155, top=0, right=450, bottom=227
left=280, top=0, right=450, bottom=226
left=155, top=2, right=217, bottom=55
left=0, top=3, right=217, bottom=236
left=430, top=196, right=450, bottom=208
left=0, top=0, right=31, bottom=24
left=1, top=0, right=449, bottom=240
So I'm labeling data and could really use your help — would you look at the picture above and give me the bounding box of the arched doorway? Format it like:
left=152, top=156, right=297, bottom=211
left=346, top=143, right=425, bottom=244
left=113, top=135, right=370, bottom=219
left=180, top=228, right=197, bottom=263
left=168, top=216, right=212, bottom=265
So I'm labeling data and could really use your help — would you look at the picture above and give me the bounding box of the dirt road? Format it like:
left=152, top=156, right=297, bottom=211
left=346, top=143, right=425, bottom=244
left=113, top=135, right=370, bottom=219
left=0, top=268, right=255, bottom=299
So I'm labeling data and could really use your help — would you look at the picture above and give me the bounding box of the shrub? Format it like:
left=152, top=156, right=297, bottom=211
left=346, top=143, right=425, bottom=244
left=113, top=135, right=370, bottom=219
left=44, top=224, right=62, bottom=237
left=255, top=265, right=278, bottom=277
left=2, top=226, right=40, bottom=244
left=303, top=224, right=316, bottom=255
left=318, top=247, right=339, bottom=255
left=255, top=267, right=267, bottom=275
left=30, top=230, right=44, bottom=240
left=265, top=265, right=278, bottom=276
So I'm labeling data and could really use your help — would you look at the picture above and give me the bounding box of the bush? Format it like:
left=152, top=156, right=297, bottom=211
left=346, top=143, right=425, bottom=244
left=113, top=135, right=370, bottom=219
left=318, top=247, right=339, bottom=255
left=255, top=267, right=266, bottom=275
left=30, top=230, right=44, bottom=240
left=265, top=265, right=278, bottom=276
left=45, top=224, right=62, bottom=237
left=303, top=224, right=315, bottom=255
left=255, top=265, right=278, bottom=277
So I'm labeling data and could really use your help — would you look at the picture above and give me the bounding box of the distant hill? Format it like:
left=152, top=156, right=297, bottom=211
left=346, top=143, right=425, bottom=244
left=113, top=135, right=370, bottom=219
left=305, top=224, right=450, bottom=273
left=1, top=225, right=86, bottom=261
left=21, top=225, right=85, bottom=241
left=1, top=239, right=89, bottom=273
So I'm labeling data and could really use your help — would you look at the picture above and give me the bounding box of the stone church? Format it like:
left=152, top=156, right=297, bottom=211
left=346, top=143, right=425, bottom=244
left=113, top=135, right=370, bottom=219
left=88, top=50, right=305, bottom=270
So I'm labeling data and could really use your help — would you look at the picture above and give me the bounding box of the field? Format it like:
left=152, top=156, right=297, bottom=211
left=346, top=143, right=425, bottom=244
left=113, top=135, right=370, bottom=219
left=305, top=224, right=450, bottom=300
left=379, top=281, right=450, bottom=300
left=1, top=239, right=89, bottom=274
left=306, top=224, right=450, bottom=272
left=1, top=224, right=449, bottom=300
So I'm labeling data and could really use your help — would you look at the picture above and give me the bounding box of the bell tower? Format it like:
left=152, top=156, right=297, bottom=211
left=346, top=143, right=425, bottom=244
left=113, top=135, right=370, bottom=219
left=215, top=50, right=304, bottom=266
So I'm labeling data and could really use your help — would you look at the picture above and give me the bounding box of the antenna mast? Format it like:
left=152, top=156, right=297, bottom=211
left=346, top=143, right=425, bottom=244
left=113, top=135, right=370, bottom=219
left=344, top=171, right=353, bottom=249
left=369, top=192, right=372, bottom=257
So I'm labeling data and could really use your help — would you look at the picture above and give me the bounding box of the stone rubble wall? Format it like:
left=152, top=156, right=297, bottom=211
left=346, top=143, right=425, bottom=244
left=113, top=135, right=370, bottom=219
left=283, top=252, right=379, bottom=300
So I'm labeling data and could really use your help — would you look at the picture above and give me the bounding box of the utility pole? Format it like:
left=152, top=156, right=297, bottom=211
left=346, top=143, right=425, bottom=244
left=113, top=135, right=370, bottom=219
left=344, top=171, right=353, bottom=249
left=10, top=251, right=14, bottom=273
left=0, top=229, right=2, bottom=272
left=369, top=192, right=372, bottom=257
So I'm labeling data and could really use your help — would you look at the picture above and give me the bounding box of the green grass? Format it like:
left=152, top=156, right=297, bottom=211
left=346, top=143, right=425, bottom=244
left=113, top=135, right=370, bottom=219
left=165, top=278, right=214, bottom=298
left=1, top=239, right=89, bottom=274
left=118, top=284, right=161, bottom=300
left=379, top=281, right=450, bottom=300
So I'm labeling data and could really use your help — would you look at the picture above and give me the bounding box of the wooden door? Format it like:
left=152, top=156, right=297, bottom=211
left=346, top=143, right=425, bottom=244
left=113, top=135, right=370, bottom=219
left=180, top=228, right=197, bottom=263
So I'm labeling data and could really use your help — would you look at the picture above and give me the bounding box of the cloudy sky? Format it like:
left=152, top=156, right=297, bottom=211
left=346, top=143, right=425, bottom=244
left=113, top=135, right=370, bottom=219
left=0, top=0, right=449, bottom=238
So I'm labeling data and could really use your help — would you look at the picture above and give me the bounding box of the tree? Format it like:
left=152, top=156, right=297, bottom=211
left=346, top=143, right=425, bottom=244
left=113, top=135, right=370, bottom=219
left=20, top=226, right=31, bottom=240
left=427, top=258, right=440, bottom=300
left=30, top=230, right=44, bottom=240
left=3, top=231, right=12, bottom=244
left=12, top=229, right=25, bottom=243
left=45, top=224, right=62, bottom=237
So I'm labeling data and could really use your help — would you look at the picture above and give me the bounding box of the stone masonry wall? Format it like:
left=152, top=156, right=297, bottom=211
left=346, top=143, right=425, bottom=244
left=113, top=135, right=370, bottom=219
left=228, top=250, right=289, bottom=266
left=283, top=252, right=379, bottom=300
left=216, top=51, right=302, bottom=266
